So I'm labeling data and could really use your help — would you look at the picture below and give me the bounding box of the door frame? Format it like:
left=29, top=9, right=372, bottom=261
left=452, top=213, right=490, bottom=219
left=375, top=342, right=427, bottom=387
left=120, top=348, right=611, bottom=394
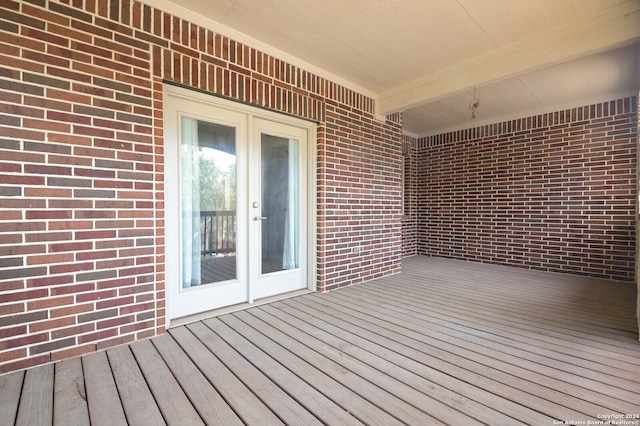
left=163, top=84, right=317, bottom=326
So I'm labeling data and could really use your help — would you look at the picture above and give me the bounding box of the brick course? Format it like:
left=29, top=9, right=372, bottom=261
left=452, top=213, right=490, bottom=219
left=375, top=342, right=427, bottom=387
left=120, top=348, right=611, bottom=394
left=0, top=0, right=402, bottom=373
left=414, top=98, right=637, bottom=281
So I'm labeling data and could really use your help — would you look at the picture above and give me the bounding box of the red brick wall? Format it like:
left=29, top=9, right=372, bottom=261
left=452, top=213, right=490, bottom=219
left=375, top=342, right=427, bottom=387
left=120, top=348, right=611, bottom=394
left=416, top=97, right=637, bottom=281
left=0, top=0, right=403, bottom=373
left=318, top=110, right=403, bottom=291
left=402, top=134, right=418, bottom=257
left=637, top=94, right=640, bottom=328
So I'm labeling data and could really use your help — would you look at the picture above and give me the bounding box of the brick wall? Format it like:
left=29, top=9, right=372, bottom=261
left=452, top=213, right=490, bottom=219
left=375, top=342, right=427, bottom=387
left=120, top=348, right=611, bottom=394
left=0, top=0, right=403, bottom=373
left=416, top=97, right=637, bottom=281
left=637, top=94, right=640, bottom=329
left=402, top=134, right=418, bottom=257
left=318, top=110, right=403, bottom=291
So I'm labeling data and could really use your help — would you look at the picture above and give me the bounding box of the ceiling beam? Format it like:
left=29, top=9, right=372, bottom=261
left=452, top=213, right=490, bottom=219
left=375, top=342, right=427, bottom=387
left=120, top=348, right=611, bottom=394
left=377, top=1, right=640, bottom=116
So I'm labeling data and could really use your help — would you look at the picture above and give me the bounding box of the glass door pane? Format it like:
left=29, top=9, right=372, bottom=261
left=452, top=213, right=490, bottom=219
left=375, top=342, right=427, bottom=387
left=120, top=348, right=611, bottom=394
left=260, top=134, right=300, bottom=275
left=181, top=117, right=237, bottom=287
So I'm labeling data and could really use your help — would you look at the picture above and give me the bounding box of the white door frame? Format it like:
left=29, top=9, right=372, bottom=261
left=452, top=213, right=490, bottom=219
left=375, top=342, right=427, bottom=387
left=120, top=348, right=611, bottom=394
left=163, top=84, right=317, bottom=325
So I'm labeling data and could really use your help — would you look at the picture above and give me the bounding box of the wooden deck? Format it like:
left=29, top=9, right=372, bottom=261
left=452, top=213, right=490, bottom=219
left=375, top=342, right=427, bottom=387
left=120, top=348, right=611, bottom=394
left=1, top=256, right=639, bottom=425
left=201, top=255, right=285, bottom=284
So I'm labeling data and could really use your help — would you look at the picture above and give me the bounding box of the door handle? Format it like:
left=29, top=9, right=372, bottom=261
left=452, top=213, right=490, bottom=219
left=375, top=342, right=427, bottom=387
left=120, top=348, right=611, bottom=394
left=253, top=216, right=267, bottom=221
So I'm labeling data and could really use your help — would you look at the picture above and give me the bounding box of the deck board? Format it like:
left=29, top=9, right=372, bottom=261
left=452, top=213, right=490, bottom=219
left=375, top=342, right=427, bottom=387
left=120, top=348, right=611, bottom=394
left=169, top=325, right=285, bottom=426
left=200, top=316, right=363, bottom=426
left=245, top=305, right=482, bottom=425
left=0, top=370, right=23, bottom=424
left=82, top=351, right=127, bottom=426
left=151, top=333, right=244, bottom=426
left=188, top=319, right=324, bottom=426
left=351, top=279, right=640, bottom=406
left=328, top=280, right=638, bottom=416
left=16, top=364, right=54, bottom=426
left=386, top=280, right=640, bottom=381
left=1, top=256, right=639, bottom=425
left=282, top=294, right=598, bottom=419
left=53, top=358, right=90, bottom=426
left=395, top=278, right=640, bottom=359
left=215, top=312, right=410, bottom=426
left=106, top=345, right=165, bottom=425
left=401, top=269, right=638, bottom=340
left=129, top=339, right=205, bottom=426
left=285, top=294, right=557, bottom=425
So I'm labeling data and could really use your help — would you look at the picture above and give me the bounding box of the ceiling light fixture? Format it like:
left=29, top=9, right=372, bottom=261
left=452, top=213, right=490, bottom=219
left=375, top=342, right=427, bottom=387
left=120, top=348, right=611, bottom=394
left=469, top=87, right=480, bottom=119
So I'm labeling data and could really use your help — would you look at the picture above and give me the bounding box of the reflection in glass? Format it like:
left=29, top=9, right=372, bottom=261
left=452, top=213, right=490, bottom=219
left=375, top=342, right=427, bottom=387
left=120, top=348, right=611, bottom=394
left=261, top=134, right=300, bottom=274
left=181, top=118, right=237, bottom=287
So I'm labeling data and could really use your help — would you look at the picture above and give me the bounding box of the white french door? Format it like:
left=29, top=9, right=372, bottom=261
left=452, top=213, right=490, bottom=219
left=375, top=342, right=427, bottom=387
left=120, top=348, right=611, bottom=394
left=164, top=85, right=314, bottom=322
left=250, top=118, right=308, bottom=300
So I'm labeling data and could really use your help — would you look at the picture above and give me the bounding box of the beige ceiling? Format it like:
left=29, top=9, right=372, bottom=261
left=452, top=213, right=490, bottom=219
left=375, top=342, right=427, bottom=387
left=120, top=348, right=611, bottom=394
left=148, top=0, right=640, bottom=136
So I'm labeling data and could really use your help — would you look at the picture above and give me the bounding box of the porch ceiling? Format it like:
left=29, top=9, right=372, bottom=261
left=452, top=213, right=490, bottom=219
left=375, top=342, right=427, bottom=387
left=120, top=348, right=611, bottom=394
left=146, top=0, right=640, bottom=136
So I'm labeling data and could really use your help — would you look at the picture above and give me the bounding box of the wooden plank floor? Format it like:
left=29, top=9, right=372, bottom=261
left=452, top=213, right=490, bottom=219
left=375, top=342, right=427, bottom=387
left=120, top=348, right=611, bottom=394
left=1, top=256, right=639, bottom=425
left=201, top=256, right=284, bottom=284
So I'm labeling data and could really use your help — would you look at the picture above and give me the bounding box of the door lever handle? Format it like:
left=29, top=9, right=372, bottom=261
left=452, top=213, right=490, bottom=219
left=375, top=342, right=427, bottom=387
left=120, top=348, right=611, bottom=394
left=253, top=216, right=267, bottom=221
